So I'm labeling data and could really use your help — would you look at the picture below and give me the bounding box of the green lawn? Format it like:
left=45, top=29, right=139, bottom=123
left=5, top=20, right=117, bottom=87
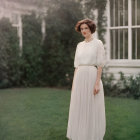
left=0, top=88, right=140, bottom=140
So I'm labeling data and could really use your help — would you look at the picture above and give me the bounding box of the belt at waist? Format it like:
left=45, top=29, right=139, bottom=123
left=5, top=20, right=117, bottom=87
left=78, top=64, right=97, bottom=67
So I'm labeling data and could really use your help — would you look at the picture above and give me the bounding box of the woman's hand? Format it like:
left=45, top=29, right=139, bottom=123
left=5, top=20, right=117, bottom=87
left=93, top=66, right=102, bottom=95
left=93, top=82, right=100, bottom=95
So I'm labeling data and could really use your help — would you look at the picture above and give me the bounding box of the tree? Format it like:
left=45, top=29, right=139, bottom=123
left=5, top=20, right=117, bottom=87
left=42, top=0, right=84, bottom=87
left=0, top=18, right=20, bottom=88
left=21, top=13, right=43, bottom=86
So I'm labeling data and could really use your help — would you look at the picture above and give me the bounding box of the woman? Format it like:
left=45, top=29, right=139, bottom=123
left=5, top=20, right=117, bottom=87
left=66, top=19, right=106, bottom=140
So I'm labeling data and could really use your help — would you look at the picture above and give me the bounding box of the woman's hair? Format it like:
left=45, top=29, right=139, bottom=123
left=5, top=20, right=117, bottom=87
left=75, top=19, right=96, bottom=34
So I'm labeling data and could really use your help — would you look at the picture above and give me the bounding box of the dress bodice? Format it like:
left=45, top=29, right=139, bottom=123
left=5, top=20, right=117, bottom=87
left=74, top=38, right=106, bottom=68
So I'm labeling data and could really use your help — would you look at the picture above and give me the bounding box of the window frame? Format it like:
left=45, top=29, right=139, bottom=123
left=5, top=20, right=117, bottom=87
left=107, top=0, right=140, bottom=63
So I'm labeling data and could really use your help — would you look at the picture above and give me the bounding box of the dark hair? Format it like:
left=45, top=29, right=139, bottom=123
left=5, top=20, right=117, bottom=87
left=75, top=19, right=96, bottom=33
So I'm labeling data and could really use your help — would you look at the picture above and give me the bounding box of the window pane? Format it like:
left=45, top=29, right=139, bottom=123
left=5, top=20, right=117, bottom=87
left=125, top=0, right=128, bottom=26
left=110, top=29, right=128, bottom=59
left=110, top=0, right=128, bottom=27
left=110, top=0, right=115, bottom=26
left=120, top=0, right=124, bottom=26
left=138, top=0, right=140, bottom=25
left=132, top=0, right=140, bottom=25
left=132, top=28, right=140, bottom=59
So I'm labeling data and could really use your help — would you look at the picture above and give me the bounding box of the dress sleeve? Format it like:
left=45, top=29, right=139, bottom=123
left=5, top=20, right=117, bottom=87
left=74, top=43, right=80, bottom=68
left=96, top=40, right=106, bottom=68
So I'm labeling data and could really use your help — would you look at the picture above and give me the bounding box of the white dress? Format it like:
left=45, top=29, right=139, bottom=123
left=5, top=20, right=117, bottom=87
left=66, top=38, right=106, bottom=140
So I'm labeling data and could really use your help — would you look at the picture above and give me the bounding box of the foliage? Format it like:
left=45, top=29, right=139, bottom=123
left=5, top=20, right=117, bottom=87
left=0, top=13, right=43, bottom=88
left=102, top=71, right=140, bottom=99
left=0, top=18, right=20, bottom=88
left=0, top=1, right=84, bottom=88
left=127, top=73, right=140, bottom=99
left=42, top=0, right=84, bottom=87
left=21, top=13, right=43, bottom=86
left=102, top=71, right=118, bottom=97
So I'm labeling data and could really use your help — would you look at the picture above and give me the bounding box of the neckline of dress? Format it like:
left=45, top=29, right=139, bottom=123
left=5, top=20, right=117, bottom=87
left=84, top=37, right=95, bottom=44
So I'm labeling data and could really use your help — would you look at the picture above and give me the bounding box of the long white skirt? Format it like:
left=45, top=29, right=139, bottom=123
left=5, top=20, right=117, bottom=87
left=66, top=65, right=106, bottom=140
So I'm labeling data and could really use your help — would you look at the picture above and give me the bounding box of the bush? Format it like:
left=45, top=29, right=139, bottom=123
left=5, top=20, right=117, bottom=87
left=128, top=74, right=140, bottom=99
left=0, top=14, right=43, bottom=88
left=20, top=13, right=43, bottom=86
left=41, top=0, right=83, bottom=88
left=102, top=71, right=140, bottom=99
left=0, top=18, right=20, bottom=88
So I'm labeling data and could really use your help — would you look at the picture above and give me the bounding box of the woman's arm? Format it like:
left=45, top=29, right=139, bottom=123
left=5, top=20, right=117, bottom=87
left=93, top=66, right=103, bottom=95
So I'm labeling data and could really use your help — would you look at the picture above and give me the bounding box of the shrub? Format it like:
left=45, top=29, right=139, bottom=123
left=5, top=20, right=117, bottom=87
left=128, top=74, right=140, bottom=99
left=21, top=13, right=43, bottom=86
left=102, top=70, right=140, bottom=99
left=0, top=18, right=20, bottom=88
left=41, top=0, right=83, bottom=87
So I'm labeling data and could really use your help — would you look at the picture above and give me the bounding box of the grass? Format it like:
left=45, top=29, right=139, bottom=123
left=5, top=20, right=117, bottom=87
left=0, top=88, right=140, bottom=140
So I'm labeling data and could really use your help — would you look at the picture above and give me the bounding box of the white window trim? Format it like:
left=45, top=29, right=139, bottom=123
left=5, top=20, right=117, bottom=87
left=106, top=0, right=140, bottom=64
left=128, top=0, right=132, bottom=60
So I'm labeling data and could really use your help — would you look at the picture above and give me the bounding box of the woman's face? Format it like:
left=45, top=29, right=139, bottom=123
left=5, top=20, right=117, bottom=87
left=80, top=23, right=92, bottom=38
